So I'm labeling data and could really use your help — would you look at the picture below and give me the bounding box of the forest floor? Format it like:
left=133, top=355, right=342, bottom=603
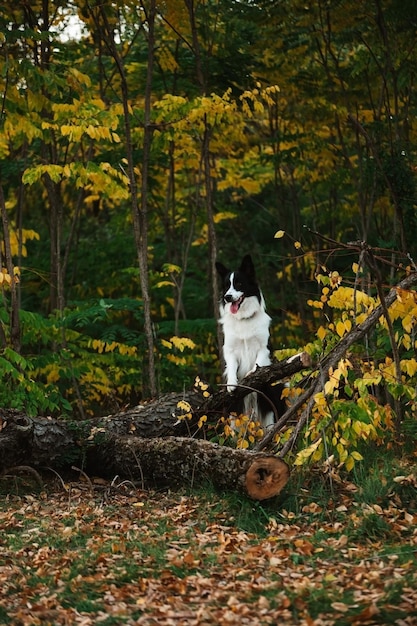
left=1, top=451, right=417, bottom=626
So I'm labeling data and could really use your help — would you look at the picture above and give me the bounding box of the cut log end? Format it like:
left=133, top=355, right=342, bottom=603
left=287, top=350, right=312, bottom=368
left=245, top=457, right=290, bottom=501
left=299, top=351, right=312, bottom=367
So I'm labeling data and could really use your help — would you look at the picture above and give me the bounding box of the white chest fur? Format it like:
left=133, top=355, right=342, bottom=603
left=219, top=299, right=271, bottom=387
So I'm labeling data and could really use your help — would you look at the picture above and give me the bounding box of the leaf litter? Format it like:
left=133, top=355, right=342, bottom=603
left=0, top=474, right=417, bottom=625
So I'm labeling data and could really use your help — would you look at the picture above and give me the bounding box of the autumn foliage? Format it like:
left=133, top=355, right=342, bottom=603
left=0, top=1, right=416, bottom=470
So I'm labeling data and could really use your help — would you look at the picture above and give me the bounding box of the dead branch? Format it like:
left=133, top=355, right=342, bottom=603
left=255, top=269, right=417, bottom=453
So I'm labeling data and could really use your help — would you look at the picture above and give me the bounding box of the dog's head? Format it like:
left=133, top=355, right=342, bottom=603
left=216, top=254, right=262, bottom=317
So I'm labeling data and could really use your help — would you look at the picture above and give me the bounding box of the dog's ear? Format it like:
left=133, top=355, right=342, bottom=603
left=240, top=254, right=255, bottom=277
left=216, top=261, right=229, bottom=279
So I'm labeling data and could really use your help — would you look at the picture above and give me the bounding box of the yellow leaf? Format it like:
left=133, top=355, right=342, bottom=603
left=324, top=378, right=337, bottom=395
left=336, top=320, right=346, bottom=337
left=402, top=334, right=411, bottom=350
left=345, top=456, right=355, bottom=472
left=240, top=178, right=261, bottom=194
left=362, top=370, right=382, bottom=385
left=274, top=230, right=285, bottom=238
left=46, top=367, right=60, bottom=383
left=402, top=314, right=415, bottom=333
left=170, top=336, right=196, bottom=352
left=213, top=211, right=237, bottom=223
left=401, top=358, right=417, bottom=376
left=68, top=67, right=92, bottom=87
left=317, top=326, right=327, bottom=340
left=177, top=400, right=192, bottom=412
left=294, top=438, right=322, bottom=466
left=167, top=354, right=186, bottom=365
left=294, top=241, right=302, bottom=249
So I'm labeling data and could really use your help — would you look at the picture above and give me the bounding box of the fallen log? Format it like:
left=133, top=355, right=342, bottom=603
left=95, top=435, right=290, bottom=501
left=0, top=410, right=290, bottom=500
left=0, top=353, right=307, bottom=473
left=0, top=354, right=307, bottom=500
left=69, top=352, right=311, bottom=442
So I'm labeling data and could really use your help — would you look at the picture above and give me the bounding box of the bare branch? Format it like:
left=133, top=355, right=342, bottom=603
left=255, top=269, right=417, bottom=453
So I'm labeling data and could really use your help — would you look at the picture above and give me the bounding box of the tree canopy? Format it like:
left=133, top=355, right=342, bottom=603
left=0, top=0, right=416, bottom=469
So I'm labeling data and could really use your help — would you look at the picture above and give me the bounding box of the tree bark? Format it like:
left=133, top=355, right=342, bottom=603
left=137, top=0, right=157, bottom=397
left=0, top=410, right=74, bottom=470
left=94, top=436, right=289, bottom=501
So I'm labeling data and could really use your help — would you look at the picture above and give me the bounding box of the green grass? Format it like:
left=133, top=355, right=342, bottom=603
left=1, top=448, right=417, bottom=624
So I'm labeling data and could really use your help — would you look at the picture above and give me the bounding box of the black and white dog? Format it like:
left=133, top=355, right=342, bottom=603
left=216, top=254, right=283, bottom=429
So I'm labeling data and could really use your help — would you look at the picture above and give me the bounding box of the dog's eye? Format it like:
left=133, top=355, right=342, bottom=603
left=234, top=281, right=242, bottom=290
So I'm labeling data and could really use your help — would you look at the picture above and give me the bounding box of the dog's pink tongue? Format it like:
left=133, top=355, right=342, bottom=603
left=231, top=301, right=239, bottom=314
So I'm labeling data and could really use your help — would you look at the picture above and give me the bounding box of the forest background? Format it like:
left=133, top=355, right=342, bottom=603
left=1, top=0, right=417, bottom=468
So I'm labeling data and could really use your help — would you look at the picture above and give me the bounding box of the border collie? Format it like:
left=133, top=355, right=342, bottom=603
left=216, top=254, right=280, bottom=429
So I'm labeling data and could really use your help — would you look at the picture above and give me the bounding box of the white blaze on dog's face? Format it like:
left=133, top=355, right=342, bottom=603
left=224, top=272, right=245, bottom=314
left=216, top=255, right=263, bottom=320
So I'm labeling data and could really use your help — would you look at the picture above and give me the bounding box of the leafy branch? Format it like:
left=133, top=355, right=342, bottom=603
left=255, top=267, right=417, bottom=455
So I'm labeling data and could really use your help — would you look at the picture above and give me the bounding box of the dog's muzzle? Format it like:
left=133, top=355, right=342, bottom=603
left=224, top=294, right=244, bottom=314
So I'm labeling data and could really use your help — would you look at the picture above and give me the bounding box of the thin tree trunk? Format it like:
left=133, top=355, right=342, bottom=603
left=16, top=179, right=24, bottom=311
left=138, top=0, right=157, bottom=396
left=0, top=185, right=20, bottom=352
left=202, top=122, right=219, bottom=322
left=184, top=0, right=220, bottom=345
left=43, top=174, right=64, bottom=314
left=95, top=2, right=157, bottom=397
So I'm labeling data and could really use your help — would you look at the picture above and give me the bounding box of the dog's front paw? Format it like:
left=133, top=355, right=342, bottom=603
left=227, top=382, right=238, bottom=393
